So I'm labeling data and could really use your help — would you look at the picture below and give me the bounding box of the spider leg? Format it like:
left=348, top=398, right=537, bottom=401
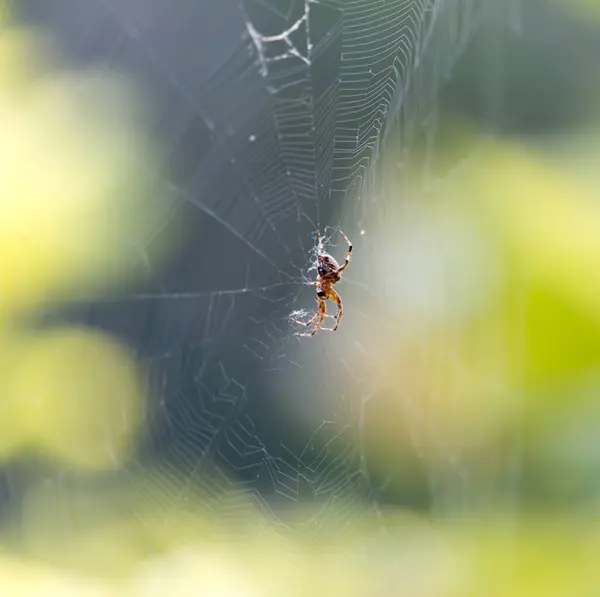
left=321, top=289, right=343, bottom=332
left=317, top=230, right=324, bottom=253
left=295, top=299, right=326, bottom=337
left=291, top=307, right=321, bottom=328
left=292, top=296, right=334, bottom=326
left=315, top=295, right=336, bottom=318
left=334, top=230, right=353, bottom=274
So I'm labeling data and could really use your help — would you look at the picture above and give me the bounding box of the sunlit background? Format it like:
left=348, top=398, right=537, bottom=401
left=1, top=0, right=600, bottom=594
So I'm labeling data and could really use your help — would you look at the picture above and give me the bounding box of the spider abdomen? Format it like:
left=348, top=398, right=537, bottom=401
left=317, top=254, right=339, bottom=276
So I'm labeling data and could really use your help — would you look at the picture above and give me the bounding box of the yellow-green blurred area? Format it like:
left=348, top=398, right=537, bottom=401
left=0, top=1, right=175, bottom=576
left=2, top=0, right=600, bottom=596
left=0, top=27, right=174, bottom=316
left=348, top=130, right=600, bottom=503
left=5, top=486, right=600, bottom=596
left=0, top=6, right=180, bottom=461
left=566, top=0, right=600, bottom=24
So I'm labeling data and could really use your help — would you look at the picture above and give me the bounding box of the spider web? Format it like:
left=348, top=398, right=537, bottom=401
left=13, top=0, right=502, bottom=531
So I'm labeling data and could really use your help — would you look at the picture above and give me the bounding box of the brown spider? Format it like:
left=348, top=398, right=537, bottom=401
left=292, top=230, right=353, bottom=337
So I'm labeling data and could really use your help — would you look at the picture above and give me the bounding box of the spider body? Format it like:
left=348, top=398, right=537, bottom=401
left=293, top=230, right=352, bottom=337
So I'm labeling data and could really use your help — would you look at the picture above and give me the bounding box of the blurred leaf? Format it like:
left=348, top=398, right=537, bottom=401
left=3, top=327, right=143, bottom=470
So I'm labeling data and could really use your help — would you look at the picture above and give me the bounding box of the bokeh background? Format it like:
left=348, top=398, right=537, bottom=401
left=1, top=0, right=600, bottom=594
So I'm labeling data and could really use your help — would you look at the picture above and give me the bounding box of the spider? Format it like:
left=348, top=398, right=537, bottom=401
left=292, top=230, right=353, bottom=337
